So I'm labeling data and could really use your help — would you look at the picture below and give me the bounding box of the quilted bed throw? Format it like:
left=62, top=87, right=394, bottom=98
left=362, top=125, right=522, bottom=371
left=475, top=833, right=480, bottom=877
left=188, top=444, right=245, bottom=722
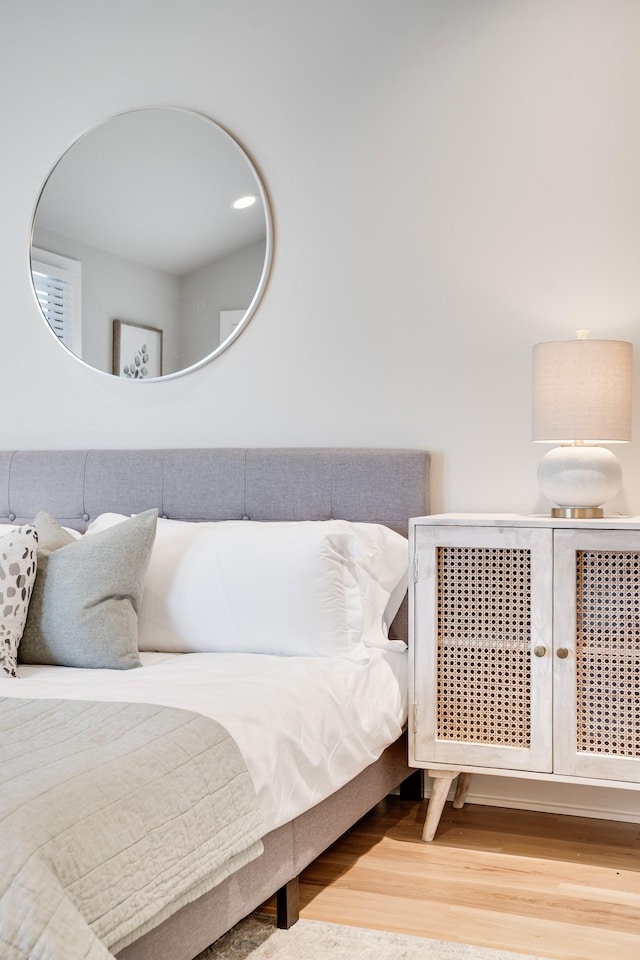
left=0, top=697, right=265, bottom=959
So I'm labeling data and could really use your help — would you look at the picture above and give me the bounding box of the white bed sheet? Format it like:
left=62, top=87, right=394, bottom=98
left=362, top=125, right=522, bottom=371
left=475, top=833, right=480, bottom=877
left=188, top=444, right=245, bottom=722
left=3, top=648, right=408, bottom=833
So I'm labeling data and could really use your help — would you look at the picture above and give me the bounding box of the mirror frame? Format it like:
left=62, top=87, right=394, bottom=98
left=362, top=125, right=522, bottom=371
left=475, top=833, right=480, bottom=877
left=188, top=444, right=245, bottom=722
left=29, top=106, right=274, bottom=381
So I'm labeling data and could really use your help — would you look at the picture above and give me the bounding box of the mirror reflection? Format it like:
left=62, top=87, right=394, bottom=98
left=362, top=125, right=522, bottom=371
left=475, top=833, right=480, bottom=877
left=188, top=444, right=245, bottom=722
left=30, top=107, right=272, bottom=379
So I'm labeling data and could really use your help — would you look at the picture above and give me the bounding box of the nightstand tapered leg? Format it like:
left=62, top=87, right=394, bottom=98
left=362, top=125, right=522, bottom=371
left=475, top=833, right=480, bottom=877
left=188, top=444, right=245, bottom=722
left=422, top=770, right=459, bottom=841
left=453, top=772, right=472, bottom=809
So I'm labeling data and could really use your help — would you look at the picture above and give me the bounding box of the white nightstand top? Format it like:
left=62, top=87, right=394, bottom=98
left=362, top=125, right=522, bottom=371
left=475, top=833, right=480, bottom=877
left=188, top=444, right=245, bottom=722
left=410, top=512, right=640, bottom=530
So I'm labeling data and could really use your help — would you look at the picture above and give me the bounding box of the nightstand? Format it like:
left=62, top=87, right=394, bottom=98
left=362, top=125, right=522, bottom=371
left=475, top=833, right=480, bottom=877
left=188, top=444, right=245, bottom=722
left=408, top=513, right=640, bottom=841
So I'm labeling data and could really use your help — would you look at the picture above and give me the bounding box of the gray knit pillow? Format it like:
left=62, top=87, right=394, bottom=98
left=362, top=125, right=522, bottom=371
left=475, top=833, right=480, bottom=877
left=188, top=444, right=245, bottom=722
left=0, top=525, right=38, bottom=678
left=19, top=509, right=158, bottom=670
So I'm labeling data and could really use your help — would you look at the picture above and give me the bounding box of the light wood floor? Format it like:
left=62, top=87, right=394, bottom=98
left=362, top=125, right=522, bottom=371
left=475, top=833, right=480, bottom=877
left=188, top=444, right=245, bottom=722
left=292, top=797, right=640, bottom=960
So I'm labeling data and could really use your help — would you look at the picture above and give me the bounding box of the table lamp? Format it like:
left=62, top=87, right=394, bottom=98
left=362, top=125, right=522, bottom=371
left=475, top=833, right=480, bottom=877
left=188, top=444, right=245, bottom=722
left=532, top=330, right=633, bottom=518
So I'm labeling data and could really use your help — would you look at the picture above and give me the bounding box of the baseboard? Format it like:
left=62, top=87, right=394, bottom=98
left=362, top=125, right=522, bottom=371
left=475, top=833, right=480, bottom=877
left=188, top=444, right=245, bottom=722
left=425, top=774, right=640, bottom=825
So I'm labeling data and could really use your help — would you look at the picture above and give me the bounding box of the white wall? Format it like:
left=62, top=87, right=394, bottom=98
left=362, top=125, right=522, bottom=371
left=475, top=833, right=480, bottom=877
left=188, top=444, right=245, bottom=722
left=4, top=0, right=640, bottom=820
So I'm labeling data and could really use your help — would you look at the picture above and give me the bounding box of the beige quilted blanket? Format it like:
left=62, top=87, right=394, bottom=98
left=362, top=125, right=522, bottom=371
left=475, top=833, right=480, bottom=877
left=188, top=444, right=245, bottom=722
left=0, top=697, right=265, bottom=959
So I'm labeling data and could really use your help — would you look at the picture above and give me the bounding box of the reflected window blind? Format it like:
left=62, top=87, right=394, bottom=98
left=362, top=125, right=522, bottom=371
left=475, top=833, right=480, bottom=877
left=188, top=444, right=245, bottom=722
left=32, top=270, right=73, bottom=346
left=31, top=248, right=81, bottom=354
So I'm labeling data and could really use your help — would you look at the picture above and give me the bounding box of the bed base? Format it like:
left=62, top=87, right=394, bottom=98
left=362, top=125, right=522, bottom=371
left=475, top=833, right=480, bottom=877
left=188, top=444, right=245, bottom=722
left=116, top=733, right=414, bottom=960
left=274, top=769, right=423, bottom=930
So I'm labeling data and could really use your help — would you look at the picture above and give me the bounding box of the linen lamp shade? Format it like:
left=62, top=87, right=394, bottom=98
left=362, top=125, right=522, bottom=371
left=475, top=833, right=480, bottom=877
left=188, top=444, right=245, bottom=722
left=532, top=334, right=633, bottom=518
left=532, top=337, right=632, bottom=444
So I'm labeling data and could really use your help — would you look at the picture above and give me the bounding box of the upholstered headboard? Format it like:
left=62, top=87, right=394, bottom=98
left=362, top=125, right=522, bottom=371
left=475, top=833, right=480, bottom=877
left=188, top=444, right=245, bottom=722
left=0, top=448, right=430, bottom=531
left=0, top=448, right=430, bottom=639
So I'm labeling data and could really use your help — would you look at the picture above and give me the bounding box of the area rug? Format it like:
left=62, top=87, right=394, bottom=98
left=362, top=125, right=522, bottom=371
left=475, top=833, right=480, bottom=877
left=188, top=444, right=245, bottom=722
left=197, top=912, right=552, bottom=960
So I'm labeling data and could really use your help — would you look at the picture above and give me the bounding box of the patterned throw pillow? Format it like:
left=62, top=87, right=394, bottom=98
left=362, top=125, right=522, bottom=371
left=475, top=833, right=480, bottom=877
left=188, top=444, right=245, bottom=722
left=0, top=525, right=38, bottom=678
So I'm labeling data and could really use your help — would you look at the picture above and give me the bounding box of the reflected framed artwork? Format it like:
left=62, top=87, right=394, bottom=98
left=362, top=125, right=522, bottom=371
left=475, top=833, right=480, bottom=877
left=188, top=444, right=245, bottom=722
left=113, top=319, right=163, bottom=379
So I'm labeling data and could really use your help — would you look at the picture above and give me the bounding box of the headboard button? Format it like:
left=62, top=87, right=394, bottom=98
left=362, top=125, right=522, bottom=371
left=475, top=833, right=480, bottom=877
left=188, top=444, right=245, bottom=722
left=8, top=513, right=15, bottom=522
left=82, top=514, right=90, bottom=522
left=242, top=515, right=250, bottom=521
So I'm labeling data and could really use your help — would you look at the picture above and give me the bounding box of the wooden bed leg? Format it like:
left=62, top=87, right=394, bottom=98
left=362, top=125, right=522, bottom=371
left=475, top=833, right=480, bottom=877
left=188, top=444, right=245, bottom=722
left=399, top=769, right=424, bottom=801
left=276, top=876, right=299, bottom=929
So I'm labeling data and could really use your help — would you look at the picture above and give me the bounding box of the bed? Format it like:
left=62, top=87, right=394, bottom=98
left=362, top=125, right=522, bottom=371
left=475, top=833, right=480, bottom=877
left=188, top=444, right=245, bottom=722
left=0, top=447, right=430, bottom=960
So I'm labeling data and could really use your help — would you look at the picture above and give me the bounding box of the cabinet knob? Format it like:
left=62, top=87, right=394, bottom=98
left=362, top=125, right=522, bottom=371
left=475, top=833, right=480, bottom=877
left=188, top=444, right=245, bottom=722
left=556, top=647, right=570, bottom=660
left=533, top=645, right=547, bottom=658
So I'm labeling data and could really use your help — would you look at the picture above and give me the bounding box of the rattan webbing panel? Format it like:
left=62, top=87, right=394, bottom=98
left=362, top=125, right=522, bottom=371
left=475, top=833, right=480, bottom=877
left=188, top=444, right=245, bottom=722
left=436, top=546, right=532, bottom=747
left=576, top=550, right=640, bottom=758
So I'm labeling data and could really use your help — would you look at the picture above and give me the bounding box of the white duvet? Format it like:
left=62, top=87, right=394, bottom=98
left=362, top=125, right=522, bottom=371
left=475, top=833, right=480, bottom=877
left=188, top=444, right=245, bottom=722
left=3, top=648, right=408, bottom=834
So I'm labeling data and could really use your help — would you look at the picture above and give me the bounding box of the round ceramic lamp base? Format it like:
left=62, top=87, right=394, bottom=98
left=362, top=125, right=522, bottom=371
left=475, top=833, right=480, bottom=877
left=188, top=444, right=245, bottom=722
left=537, top=445, right=622, bottom=518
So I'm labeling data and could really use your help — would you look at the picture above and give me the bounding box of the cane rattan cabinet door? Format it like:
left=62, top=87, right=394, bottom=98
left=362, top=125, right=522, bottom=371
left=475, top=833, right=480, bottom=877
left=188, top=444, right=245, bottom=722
left=553, top=528, right=640, bottom=783
left=410, top=522, right=553, bottom=772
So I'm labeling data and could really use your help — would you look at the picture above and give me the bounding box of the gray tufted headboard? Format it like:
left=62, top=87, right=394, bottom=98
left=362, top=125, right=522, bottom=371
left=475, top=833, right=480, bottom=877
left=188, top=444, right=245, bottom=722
left=0, top=448, right=430, bottom=532
left=0, top=447, right=430, bottom=638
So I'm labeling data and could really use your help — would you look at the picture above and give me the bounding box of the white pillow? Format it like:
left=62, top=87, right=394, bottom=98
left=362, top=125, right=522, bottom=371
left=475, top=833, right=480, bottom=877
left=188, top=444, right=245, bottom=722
left=86, top=515, right=408, bottom=658
left=325, top=520, right=408, bottom=647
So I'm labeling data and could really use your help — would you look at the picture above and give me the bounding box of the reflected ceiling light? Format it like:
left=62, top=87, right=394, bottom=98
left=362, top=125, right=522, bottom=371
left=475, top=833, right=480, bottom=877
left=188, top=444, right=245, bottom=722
left=231, top=195, right=257, bottom=210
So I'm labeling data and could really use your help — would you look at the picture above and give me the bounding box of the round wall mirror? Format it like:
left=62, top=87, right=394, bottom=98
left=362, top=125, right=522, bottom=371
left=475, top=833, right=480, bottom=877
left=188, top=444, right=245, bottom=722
left=30, top=107, right=273, bottom=380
